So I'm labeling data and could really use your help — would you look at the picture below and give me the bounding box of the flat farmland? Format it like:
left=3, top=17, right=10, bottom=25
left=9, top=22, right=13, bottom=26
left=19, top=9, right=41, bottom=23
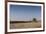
left=10, top=21, right=41, bottom=29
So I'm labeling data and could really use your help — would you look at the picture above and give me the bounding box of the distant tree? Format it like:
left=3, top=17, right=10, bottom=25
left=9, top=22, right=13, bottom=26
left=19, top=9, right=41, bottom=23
left=33, top=18, right=37, bottom=22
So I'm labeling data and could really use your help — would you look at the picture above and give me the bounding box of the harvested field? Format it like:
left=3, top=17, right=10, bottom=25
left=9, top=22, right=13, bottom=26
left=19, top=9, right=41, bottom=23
left=10, top=21, right=41, bottom=29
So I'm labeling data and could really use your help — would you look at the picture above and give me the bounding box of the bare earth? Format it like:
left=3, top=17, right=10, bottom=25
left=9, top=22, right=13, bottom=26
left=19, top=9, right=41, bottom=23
left=10, top=22, right=41, bottom=29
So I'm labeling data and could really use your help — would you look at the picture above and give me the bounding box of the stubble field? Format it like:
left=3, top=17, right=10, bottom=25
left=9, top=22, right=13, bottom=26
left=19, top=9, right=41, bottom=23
left=10, top=21, right=41, bottom=29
